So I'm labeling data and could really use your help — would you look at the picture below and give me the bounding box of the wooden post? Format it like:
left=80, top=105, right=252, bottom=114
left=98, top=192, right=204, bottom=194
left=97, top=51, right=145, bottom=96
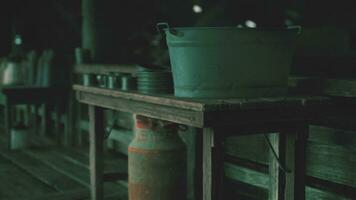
left=203, top=128, right=224, bottom=200
left=89, top=105, right=104, bottom=200
left=82, top=0, right=97, bottom=61
left=181, top=127, right=203, bottom=200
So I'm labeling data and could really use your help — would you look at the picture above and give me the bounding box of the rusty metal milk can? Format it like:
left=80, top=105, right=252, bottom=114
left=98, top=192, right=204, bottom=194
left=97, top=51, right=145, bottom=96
left=128, top=115, right=187, bottom=200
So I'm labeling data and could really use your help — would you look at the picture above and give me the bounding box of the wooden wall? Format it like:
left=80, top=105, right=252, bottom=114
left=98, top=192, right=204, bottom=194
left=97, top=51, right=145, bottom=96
left=223, top=125, right=356, bottom=199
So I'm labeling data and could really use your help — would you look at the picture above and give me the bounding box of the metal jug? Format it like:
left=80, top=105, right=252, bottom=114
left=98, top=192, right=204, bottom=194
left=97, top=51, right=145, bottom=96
left=1, top=60, right=24, bottom=86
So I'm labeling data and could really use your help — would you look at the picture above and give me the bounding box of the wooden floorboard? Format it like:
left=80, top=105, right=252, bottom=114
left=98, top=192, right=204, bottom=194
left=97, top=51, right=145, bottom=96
left=0, top=130, right=128, bottom=200
left=0, top=150, right=84, bottom=192
left=0, top=155, right=55, bottom=199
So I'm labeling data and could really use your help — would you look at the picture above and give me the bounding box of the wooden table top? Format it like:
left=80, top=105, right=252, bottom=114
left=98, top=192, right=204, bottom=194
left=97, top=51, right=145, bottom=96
left=74, top=84, right=329, bottom=128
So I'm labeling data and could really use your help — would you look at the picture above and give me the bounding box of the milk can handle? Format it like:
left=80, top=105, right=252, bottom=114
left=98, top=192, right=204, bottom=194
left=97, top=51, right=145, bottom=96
left=156, top=22, right=170, bottom=39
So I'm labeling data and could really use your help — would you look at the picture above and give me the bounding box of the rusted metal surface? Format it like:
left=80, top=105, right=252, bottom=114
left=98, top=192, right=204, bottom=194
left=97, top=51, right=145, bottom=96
left=128, top=115, right=187, bottom=200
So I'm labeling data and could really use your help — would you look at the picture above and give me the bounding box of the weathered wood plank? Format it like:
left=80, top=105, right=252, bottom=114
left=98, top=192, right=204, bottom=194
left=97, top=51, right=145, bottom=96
left=224, top=162, right=269, bottom=189
left=224, top=134, right=268, bottom=165
left=202, top=128, right=224, bottom=200
left=74, top=85, right=205, bottom=111
left=74, top=84, right=329, bottom=112
left=224, top=163, right=353, bottom=199
left=180, top=127, right=202, bottom=200
left=24, top=149, right=90, bottom=187
left=89, top=106, right=104, bottom=200
left=322, top=79, right=356, bottom=97
left=78, top=90, right=204, bottom=127
left=12, top=189, right=89, bottom=200
left=203, top=128, right=213, bottom=200
left=268, top=133, right=282, bottom=200
left=57, top=146, right=128, bottom=174
left=268, top=130, right=304, bottom=200
left=224, top=178, right=268, bottom=200
left=0, top=150, right=84, bottom=192
left=223, top=125, right=356, bottom=189
left=0, top=155, right=55, bottom=199
left=284, top=133, right=297, bottom=200
left=307, top=141, right=356, bottom=188
left=76, top=88, right=325, bottom=128
left=308, top=125, right=356, bottom=146
left=306, top=187, right=350, bottom=200
left=9, top=187, right=127, bottom=200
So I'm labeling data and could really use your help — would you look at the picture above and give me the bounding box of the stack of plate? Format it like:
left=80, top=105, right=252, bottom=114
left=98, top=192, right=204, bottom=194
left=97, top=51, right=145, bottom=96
left=137, top=68, right=173, bottom=94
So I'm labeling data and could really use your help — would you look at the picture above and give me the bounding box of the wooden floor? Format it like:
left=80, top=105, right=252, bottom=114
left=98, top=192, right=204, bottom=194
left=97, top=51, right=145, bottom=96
left=0, top=132, right=128, bottom=200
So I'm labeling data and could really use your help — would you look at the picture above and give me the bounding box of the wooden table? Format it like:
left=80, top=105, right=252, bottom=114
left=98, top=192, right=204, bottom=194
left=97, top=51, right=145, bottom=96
left=0, top=86, right=66, bottom=148
left=73, top=84, right=328, bottom=200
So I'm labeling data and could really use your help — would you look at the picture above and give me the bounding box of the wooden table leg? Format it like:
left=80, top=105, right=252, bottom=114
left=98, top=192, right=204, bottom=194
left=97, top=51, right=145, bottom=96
left=269, top=133, right=283, bottom=200
left=269, top=132, right=296, bottom=200
left=5, top=99, right=12, bottom=149
left=269, top=125, right=308, bottom=200
left=89, top=105, right=104, bottom=200
left=194, top=128, right=203, bottom=200
left=203, top=128, right=224, bottom=200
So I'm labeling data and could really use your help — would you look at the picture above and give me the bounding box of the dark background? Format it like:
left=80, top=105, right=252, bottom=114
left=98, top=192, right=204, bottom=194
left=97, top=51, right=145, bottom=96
left=0, top=0, right=355, bottom=63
